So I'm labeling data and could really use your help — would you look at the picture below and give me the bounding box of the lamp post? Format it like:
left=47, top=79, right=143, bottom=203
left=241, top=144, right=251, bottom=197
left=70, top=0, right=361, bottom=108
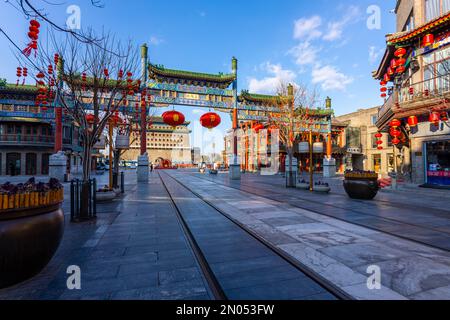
left=309, top=129, right=314, bottom=192
left=108, top=120, right=114, bottom=190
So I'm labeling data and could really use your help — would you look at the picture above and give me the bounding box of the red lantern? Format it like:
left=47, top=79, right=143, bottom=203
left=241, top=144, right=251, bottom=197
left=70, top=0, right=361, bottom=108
left=85, top=114, right=96, bottom=125
left=381, top=93, right=387, bottom=98
left=394, top=48, right=406, bottom=58
left=377, top=146, right=384, bottom=150
left=423, top=34, right=434, bottom=47
left=380, top=87, right=387, bottom=92
left=253, top=123, right=265, bottom=133
left=429, top=112, right=440, bottom=125
left=390, top=119, right=401, bottom=128
left=200, top=112, right=221, bottom=130
left=390, top=128, right=401, bottom=138
left=118, top=70, right=124, bottom=79
left=390, top=59, right=398, bottom=69
left=375, top=132, right=383, bottom=139
left=48, top=65, right=53, bottom=75
left=396, top=66, right=406, bottom=74
left=424, top=89, right=429, bottom=97
left=163, top=111, right=185, bottom=127
left=36, top=71, right=45, bottom=79
left=392, top=138, right=400, bottom=145
left=396, top=58, right=406, bottom=66
left=441, top=112, right=449, bottom=122
left=380, top=81, right=387, bottom=86
left=104, top=68, right=109, bottom=78
left=407, top=116, right=418, bottom=127
left=376, top=140, right=383, bottom=145
left=409, top=87, right=414, bottom=95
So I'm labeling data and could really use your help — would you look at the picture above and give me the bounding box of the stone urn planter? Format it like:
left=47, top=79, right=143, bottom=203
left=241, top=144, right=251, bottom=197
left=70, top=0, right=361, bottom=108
left=96, top=190, right=116, bottom=202
left=0, top=178, right=64, bottom=289
left=344, top=172, right=379, bottom=200
left=296, top=182, right=310, bottom=190
left=313, top=185, right=331, bottom=193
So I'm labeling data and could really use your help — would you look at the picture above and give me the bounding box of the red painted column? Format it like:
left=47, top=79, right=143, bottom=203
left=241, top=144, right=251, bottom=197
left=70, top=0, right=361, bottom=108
left=54, top=107, right=63, bottom=153
left=140, top=103, right=147, bottom=156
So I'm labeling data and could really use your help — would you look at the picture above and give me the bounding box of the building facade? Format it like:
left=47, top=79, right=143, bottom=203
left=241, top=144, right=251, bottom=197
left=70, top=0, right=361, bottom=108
left=0, top=80, right=82, bottom=177
left=335, top=107, right=396, bottom=175
left=122, top=116, right=192, bottom=166
left=374, top=0, right=450, bottom=187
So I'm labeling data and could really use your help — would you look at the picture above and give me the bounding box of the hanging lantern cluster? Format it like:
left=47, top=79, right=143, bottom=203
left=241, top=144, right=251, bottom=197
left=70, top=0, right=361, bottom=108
left=163, top=110, right=185, bottom=127
left=380, top=80, right=387, bottom=98
left=126, top=72, right=134, bottom=96
left=200, top=112, right=221, bottom=130
left=389, top=119, right=402, bottom=146
left=375, top=132, right=383, bottom=150
left=16, top=67, right=22, bottom=86
left=381, top=47, right=409, bottom=99
left=35, top=71, right=48, bottom=111
left=23, top=19, right=40, bottom=57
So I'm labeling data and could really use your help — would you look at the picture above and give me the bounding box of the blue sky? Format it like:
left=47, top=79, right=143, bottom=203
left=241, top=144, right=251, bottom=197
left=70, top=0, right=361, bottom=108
left=0, top=0, right=396, bottom=151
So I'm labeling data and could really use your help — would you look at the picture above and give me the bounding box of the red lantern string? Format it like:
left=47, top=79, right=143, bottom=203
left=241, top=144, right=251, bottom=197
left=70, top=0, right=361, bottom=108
left=22, top=67, right=28, bottom=86
left=16, top=67, right=22, bottom=86
left=23, top=20, right=40, bottom=57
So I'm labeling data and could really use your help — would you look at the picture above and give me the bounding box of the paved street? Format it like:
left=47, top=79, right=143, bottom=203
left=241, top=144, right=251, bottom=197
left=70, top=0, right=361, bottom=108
left=1, top=170, right=450, bottom=300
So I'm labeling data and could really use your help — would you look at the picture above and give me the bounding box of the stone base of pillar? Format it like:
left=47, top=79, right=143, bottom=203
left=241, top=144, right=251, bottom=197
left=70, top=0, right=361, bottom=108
left=49, top=151, right=67, bottom=182
left=323, top=157, right=336, bottom=178
left=229, top=164, right=241, bottom=180
left=137, top=154, right=149, bottom=183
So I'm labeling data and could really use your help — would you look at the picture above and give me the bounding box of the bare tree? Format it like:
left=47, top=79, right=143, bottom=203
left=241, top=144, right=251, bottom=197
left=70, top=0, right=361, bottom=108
left=265, top=81, right=321, bottom=186
left=19, top=29, right=139, bottom=183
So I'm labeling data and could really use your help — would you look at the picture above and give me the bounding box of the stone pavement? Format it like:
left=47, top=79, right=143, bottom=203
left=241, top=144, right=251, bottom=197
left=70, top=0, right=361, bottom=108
left=0, top=172, right=212, bottom=300
left=167, top=170, right=450, bottom=300
left=196, top=172, right=450, bottom=251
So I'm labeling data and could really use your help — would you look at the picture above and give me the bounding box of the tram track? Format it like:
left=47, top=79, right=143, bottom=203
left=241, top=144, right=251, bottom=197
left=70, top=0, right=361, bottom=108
left=158, top=171, right=350, bottom=301
left=190, top=172, right=450, bottom=253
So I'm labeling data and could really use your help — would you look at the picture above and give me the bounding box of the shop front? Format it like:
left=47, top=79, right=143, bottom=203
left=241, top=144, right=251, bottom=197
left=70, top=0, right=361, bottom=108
left=425, top=140, right=450, bottom=187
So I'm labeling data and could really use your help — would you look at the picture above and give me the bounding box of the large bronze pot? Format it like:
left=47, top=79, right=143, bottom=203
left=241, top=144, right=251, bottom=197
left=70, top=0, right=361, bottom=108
left=343, top=178, right=379, bottom=200
left=0, top=204, right=64, bottom=289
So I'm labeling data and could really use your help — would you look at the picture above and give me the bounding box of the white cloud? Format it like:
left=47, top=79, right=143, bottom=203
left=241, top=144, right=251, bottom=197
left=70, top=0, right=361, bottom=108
left=248, top=62, right=297, bottom=94
left=288, top=41, right=320, bottom=66
left=293, top=16, right=322, bottom=41
left=323, top=6, right=361, bottom=41
left=369, top=46, right=384, bottom=65
left=312, top=65, right=353, bottom=91
left=149, top=36, right=164, bottom=46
